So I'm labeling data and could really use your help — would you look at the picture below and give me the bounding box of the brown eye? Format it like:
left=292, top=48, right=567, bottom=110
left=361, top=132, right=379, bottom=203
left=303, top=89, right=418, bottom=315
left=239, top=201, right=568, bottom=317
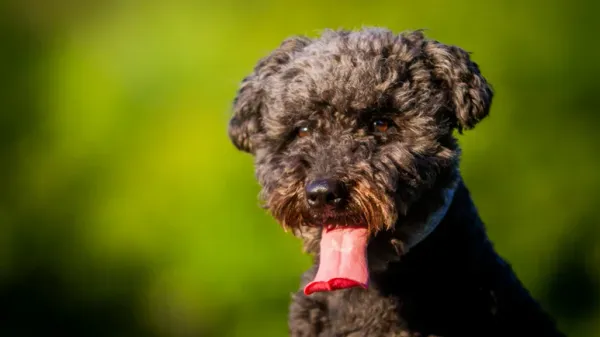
left=372, top=119, right=389, bottom=133
left=297, top=126, right=310, bottom=138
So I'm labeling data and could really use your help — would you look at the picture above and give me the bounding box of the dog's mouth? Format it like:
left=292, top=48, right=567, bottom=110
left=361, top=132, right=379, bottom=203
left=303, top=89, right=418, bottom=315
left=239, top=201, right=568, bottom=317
left=305, top=207, right=364, bottom=228
left=303, top=217, right=370, bottom=295
left=301, top=187, right=388, bottom=295
left=268, top=178, right=394, bottom=295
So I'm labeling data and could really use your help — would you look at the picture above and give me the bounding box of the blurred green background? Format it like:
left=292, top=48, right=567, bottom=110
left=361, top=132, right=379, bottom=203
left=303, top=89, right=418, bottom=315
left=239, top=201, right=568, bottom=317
left=1, top=0, right=599, bottom=336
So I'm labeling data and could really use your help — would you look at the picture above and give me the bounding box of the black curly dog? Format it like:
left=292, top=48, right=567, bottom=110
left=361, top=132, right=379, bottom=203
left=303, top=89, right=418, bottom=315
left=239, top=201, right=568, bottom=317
left=228, top=27, right=565, bottom=337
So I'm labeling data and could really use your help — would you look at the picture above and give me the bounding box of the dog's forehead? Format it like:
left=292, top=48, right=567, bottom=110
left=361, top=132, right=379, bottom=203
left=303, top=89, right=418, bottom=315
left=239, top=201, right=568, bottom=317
left=260, top=31, right=436, bottom=124
left=262, top=53, right=411, bottom=129
left=276, top=54, right=386, bottom=108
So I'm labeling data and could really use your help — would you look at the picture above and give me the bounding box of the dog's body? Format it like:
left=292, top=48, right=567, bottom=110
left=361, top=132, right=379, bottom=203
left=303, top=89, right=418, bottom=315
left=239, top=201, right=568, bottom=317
left=228, top=28, right=564, bottom=336
left=289, top=180, right=563, bottom=337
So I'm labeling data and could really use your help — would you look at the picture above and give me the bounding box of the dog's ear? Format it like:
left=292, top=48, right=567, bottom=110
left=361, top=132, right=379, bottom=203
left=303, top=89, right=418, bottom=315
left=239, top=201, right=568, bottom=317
left=229, top=36, right=312, bottom=153
left=424, top=40, right=493, bottom=132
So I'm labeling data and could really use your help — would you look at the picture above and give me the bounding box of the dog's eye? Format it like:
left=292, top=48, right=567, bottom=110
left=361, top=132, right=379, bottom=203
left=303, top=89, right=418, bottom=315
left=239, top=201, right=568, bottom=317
left=372, top=119, right=390, bottom=133
left=297, top=126, right=310, bottom=138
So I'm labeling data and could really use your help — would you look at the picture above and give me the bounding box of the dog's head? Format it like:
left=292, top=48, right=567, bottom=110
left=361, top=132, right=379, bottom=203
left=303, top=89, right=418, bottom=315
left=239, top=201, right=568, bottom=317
left=229, top=28, right=492, bottom=251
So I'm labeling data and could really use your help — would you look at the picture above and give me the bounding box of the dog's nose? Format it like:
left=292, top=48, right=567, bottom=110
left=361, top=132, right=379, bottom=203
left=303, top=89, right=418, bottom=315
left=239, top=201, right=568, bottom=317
left=305, top=179, right=346, bottom=208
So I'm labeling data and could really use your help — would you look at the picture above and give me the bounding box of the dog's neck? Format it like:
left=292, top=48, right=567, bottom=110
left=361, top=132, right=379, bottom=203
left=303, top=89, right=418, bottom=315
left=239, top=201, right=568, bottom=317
left=370, top=179, right=564, bottom=336
left=378, top=179, right=491, bottom=278
left=401, top=178, right=459, bottom=253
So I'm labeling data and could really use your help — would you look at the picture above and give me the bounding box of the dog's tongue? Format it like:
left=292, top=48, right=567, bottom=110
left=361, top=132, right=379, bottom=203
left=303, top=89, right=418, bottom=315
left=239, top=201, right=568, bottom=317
left=304, top=227, right=369, bottom=295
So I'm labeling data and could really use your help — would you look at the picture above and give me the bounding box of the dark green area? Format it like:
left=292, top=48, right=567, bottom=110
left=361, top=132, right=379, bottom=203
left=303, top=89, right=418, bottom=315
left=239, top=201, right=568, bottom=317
left=0, top=1, right=598, bottom=336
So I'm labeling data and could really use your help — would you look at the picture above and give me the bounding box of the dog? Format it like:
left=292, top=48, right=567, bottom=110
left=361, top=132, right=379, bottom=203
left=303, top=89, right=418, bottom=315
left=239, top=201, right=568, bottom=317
left=228, top=27, right=565, bottom=337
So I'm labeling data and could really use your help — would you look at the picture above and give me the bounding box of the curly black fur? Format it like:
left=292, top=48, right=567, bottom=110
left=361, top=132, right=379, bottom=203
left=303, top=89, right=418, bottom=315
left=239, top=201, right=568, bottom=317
left=228, top=27, right=565, bottom=337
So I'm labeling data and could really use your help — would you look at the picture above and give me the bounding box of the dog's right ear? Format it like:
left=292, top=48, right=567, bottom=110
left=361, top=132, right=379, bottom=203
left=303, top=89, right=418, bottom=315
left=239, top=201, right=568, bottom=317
left=228, top=36, right=312, bottom=154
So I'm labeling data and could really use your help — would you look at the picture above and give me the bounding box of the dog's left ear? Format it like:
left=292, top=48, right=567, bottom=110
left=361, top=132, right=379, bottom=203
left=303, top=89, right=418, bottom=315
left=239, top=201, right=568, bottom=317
left=424, top=40, right=493, bottom=132
left=229, top=36, right=312, bottom=154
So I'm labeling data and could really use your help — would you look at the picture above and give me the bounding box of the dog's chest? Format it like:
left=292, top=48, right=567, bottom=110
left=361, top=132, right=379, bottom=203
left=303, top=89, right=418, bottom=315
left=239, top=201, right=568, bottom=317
left=320, top=288, right=408, bottom=336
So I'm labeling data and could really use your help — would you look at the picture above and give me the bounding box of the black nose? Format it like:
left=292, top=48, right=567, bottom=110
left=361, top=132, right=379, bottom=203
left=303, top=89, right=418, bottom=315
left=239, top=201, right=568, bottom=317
left=305, top=178, right=346, bottom=208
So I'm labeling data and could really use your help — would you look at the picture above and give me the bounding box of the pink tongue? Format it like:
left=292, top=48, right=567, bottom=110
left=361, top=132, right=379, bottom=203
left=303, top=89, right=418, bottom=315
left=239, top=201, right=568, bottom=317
left=304, top=227, right=369, bottom=295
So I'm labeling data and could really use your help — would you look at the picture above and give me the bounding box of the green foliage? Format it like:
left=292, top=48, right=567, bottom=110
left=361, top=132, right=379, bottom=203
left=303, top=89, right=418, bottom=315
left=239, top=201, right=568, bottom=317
left=0, top=0, right=598, bottom=336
